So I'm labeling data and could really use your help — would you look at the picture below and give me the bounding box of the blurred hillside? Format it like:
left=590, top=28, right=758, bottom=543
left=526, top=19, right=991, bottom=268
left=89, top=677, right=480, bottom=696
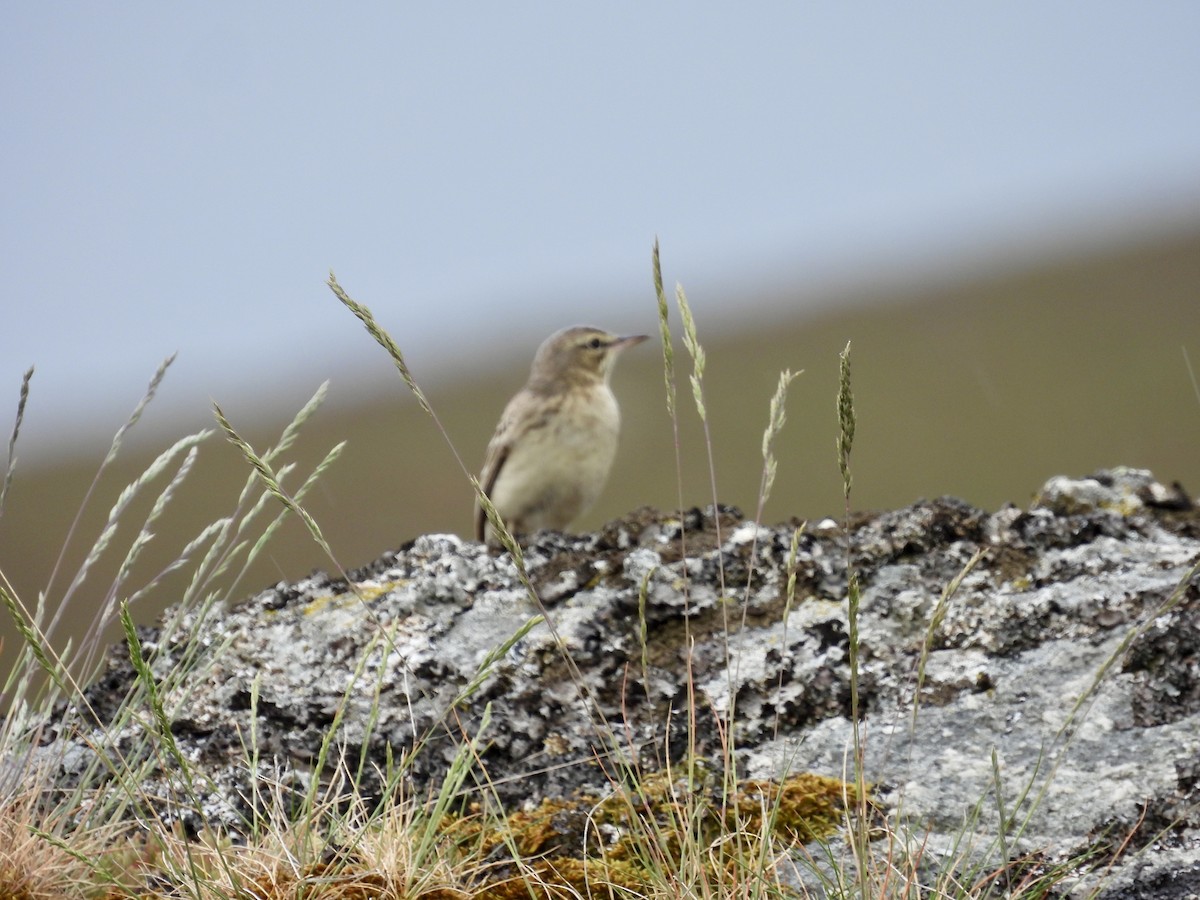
left=2, top=223, right=1198, bottom=684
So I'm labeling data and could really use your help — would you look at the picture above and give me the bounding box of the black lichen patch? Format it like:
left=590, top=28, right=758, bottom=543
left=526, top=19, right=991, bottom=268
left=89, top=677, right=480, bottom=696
left=1123, top=579, right=1200, bottom=727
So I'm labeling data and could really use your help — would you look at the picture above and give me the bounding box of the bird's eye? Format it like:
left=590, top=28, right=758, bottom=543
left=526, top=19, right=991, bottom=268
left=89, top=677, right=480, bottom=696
left=587, top=337, right=604, bottom=349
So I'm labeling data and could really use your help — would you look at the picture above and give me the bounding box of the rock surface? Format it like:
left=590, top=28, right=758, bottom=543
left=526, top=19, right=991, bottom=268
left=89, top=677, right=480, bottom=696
left=34, top=468, right=1200, bottom=895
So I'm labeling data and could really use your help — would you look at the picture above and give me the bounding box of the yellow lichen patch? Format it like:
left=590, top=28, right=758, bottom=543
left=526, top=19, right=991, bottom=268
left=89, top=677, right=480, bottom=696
left=300, top=581, right=405, bottom=616
left=541, top=733, right=570, bottom=757
left=353, top=580, right=405, bottom=604
left=299, top=590, right=351, bottom=616
left=1101, top=496, right=1143, bottom=517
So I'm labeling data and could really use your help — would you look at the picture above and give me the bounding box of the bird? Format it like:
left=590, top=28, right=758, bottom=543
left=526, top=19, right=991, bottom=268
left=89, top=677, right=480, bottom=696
left=475, top=325, right=648, bottom=544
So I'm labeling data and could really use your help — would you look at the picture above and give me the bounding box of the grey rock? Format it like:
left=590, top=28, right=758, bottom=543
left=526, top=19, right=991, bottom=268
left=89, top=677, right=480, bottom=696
left=29, top=469, right=1200, bottom=894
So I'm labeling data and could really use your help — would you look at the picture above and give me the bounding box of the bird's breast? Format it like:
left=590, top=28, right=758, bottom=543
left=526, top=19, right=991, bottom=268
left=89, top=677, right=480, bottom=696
left=489, top=384, right=622, bottom=532
left=534, top=387, right=621, bottom=488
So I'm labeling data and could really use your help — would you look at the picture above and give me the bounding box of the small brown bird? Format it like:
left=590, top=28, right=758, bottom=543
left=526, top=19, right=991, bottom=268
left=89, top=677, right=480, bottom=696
left=475, top=325, right=648, bottom=544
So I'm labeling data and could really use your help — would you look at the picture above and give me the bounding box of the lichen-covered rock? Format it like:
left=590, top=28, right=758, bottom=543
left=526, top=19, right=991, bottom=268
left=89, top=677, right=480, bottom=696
left=31, top=469, right=1200, bottom=895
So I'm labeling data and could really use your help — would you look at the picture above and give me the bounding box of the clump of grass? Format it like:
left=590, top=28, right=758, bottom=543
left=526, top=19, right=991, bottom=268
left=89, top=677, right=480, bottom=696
left=0, top=782, right=118, bottom=900
left=0, top=360, right=402, bottom=896
left=3, top=243, right=1177, bottom=899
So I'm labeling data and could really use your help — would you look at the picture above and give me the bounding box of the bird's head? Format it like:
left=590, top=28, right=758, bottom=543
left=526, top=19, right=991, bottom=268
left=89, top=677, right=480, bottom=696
left=528, top=325, right=649, bottom=390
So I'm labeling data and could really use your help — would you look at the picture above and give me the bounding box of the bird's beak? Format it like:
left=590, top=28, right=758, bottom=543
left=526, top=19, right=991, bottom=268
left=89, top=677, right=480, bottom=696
left=614, top=334, right=650, bottom=349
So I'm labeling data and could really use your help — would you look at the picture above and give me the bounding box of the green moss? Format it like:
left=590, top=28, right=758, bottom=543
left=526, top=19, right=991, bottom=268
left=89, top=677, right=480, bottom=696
left=734, top=773, right=854, bottom=844
left=439, top=769, right=857, bottom=897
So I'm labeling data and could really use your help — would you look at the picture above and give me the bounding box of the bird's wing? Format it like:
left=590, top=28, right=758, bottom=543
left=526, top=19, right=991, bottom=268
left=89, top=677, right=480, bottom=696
left=475, top=425, right=512, bottom=542
left=475, top=396, right=555, bottom=542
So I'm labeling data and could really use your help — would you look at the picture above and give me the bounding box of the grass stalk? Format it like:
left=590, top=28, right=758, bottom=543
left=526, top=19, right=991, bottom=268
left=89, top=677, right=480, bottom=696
left=42, top=355, right=176, bottom=616
left=836, top=340, right=871, bottom=895
left=0, top=365, right=33, bottom=523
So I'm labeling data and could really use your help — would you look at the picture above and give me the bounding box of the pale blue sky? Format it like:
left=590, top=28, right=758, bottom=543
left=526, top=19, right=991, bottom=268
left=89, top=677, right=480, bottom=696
left=4, top=4, right=1199, bottom=450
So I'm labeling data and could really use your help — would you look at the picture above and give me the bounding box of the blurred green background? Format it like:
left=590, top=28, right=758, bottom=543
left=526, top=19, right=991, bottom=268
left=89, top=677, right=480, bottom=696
left=2, top=223, right=1199, bottom=687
